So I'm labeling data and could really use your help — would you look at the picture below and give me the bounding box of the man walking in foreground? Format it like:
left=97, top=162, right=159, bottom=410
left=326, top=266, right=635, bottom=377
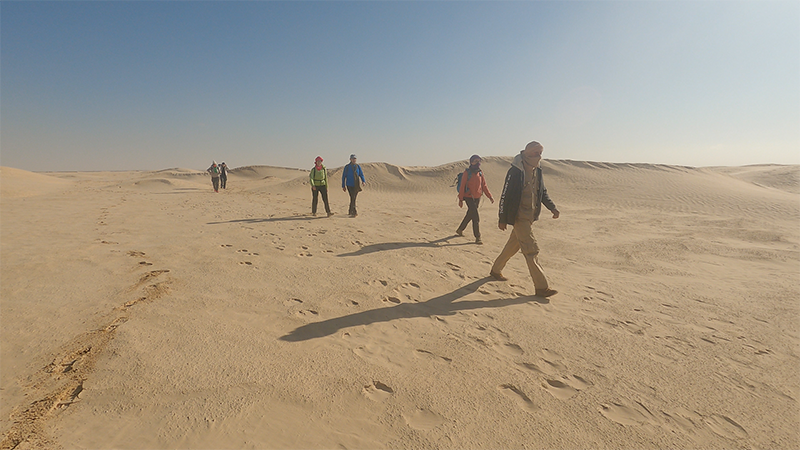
left=490, top=141, right=560, bottom=297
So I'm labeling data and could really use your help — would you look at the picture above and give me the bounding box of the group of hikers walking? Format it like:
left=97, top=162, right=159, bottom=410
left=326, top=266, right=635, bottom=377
left=205, top=141, right=560, bottom=297
left=308, top=154, right=367, bottom=218
left=208, top=154, right=367, bottom=218
left=452, top=141, right=559, bottom=297
left=206, top=161, right=228, bottom=193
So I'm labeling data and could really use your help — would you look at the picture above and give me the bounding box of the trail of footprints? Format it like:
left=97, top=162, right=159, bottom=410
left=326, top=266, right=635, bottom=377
left=576, top=286, right=752, bottom=444
left=280, top=269, right=755, bottom=444
left=219, top=244, right=261, bottom=266
left=0, top=249, right=171, bottom=450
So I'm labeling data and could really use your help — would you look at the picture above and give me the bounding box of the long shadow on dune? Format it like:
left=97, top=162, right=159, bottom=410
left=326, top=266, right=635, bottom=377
left=153, top=188, right=206, bottom=194
left=279, top=277, right=548, bottom=342
left=207, top=215, right=318, bottom=225
left=337, top=235, right=472, bottom=257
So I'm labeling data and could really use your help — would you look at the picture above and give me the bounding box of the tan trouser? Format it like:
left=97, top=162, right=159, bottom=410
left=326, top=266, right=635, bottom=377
left=491, top=217, right=549, bottom=290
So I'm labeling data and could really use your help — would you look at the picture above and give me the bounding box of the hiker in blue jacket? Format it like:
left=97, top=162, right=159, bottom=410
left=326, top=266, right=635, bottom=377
left=341, top=154, right=366, bottom=217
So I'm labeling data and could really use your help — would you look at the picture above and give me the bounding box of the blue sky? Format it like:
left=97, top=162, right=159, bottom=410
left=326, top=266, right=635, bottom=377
left=2, top=1, right=798, bottom=172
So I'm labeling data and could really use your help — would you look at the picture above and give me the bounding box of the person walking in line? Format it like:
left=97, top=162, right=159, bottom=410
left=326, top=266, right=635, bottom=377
left=310, top=156, right=334, bottom=217
left=457, top=155, right=494, bottom=244
left=489, top=141, right=560, bottom=297
left=207, top=161, right=221, bottom=193
left=341, top=154, right=366, bottom=217
left=219, top=162, right=228, bottom=189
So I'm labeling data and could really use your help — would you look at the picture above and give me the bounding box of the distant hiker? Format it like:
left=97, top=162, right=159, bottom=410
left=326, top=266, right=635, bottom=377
left=490, top=141, right=560, bottom=298
left=456, top=155, right=494, bottom=244
left=219, top=162, right=228, bottom=189
left=341, top=154, right=366, bottom=217
left=310, top=156, right=333, bottom=217
left=207, top=161, right=221, bottom=193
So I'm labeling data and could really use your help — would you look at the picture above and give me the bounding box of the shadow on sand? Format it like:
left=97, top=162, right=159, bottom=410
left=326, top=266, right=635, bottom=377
left=337, top=235, right=473, bottom=257
left=207, top=215, right=323, bottom=225
left=279, top=277, right=548, bottom=342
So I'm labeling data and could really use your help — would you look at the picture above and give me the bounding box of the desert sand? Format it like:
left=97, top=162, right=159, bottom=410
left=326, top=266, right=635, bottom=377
left=1, top=158, right=798, bottom=449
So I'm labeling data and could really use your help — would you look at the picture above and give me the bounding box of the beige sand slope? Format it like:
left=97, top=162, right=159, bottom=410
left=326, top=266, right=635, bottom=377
left=1, top=159, right=798, bottom=449
left=0, top=167, right=72, bottom=199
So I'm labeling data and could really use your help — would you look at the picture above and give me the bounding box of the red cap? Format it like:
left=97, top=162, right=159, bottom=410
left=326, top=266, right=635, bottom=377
left=315, top=156, right=323, bottom=162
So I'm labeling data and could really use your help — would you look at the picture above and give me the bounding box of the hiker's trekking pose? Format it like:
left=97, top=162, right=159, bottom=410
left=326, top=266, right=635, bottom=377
left=310, top=156, right=333, bottom=217
left=456, top=155, right=494, bottom=244
left=490, top=141, right=560, bottom=298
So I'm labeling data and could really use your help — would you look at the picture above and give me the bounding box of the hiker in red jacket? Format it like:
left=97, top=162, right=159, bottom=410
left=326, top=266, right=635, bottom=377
left=457, top=155, right=494, bottom=244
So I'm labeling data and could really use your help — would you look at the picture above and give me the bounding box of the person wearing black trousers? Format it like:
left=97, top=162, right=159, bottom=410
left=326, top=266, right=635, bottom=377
left=456, top=155, right=494, bottom=244
left=341, top=154, right=366, bottom=217
left=310, top=156, right=333, bottom=217
left=219, top=162, right=228, bottom=189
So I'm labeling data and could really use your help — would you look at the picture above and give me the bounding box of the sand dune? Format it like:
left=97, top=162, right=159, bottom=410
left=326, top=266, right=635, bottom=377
left=1, top=160, right=798, bottom=449
left=0, top=167, right=72, bottom=199
left=709, top=164, right=799, bottom=194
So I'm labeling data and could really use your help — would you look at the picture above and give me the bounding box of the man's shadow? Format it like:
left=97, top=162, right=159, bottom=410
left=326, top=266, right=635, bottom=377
left=337, top=235, right=472, bottom=257
left=207, top=215, right=317, bottom=225
left=279, top=278, right=549, bottom=342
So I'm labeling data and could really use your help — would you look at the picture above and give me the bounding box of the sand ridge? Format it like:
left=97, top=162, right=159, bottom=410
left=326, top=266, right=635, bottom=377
left=1, top=160, right=798, bottom=449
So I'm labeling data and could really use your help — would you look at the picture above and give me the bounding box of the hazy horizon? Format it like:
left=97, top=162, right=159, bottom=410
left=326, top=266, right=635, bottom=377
left=10, top=157, right=797, bottom=176
left=2, top=1, right=798, bottom=172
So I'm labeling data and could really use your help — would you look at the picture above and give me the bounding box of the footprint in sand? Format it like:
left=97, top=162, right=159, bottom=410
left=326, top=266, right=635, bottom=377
left=414, top=349, right=452, bottom=364
left=384, top=296, right=402, bottom=304
left=543, top=379, right=580, bottom=400
left=239, top=261, right=253, bottom=266
left=127, top=251, right=146, bottom=257
left=599, top=401, right=657, bottom=427
left=583, top=285, right=615, bottom=302
left=138, top=261, right=153, bottom=266
left=403, top=409, right=446, bottom=430
left=662, top=408, right=704, bottom=436
left=446, top=262, right=461, bottom=271
left=520, top=348, right=569, bottom=376
left=499, top=384, right=538, bottom=413
left=297, top=252, right=312, bottom=257
left=363, top=381, right=394, bottom=402
left=496, top=342, right=525, bottom=357
left=391, top=282, right=422, bottom=302
left=705, top=414, right=748, bottom=439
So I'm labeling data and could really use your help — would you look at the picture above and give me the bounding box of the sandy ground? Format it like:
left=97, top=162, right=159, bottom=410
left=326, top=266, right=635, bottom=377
left=1, top=158, right=798, bottom=449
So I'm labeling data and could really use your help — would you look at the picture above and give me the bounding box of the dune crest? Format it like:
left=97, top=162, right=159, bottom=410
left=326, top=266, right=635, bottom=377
left=0, top=166, right=72, bottom=198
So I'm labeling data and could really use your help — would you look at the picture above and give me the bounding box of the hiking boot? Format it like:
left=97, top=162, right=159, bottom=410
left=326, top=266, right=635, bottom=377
left=489, top=271, right=507, bottom=281
left=327, top=212, right=334, bottom=217
left=455, top=229, right=464, bottom=236
left=475, top=238, right=483, bottom=245
left=535, top=288, right=558, bottom=298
